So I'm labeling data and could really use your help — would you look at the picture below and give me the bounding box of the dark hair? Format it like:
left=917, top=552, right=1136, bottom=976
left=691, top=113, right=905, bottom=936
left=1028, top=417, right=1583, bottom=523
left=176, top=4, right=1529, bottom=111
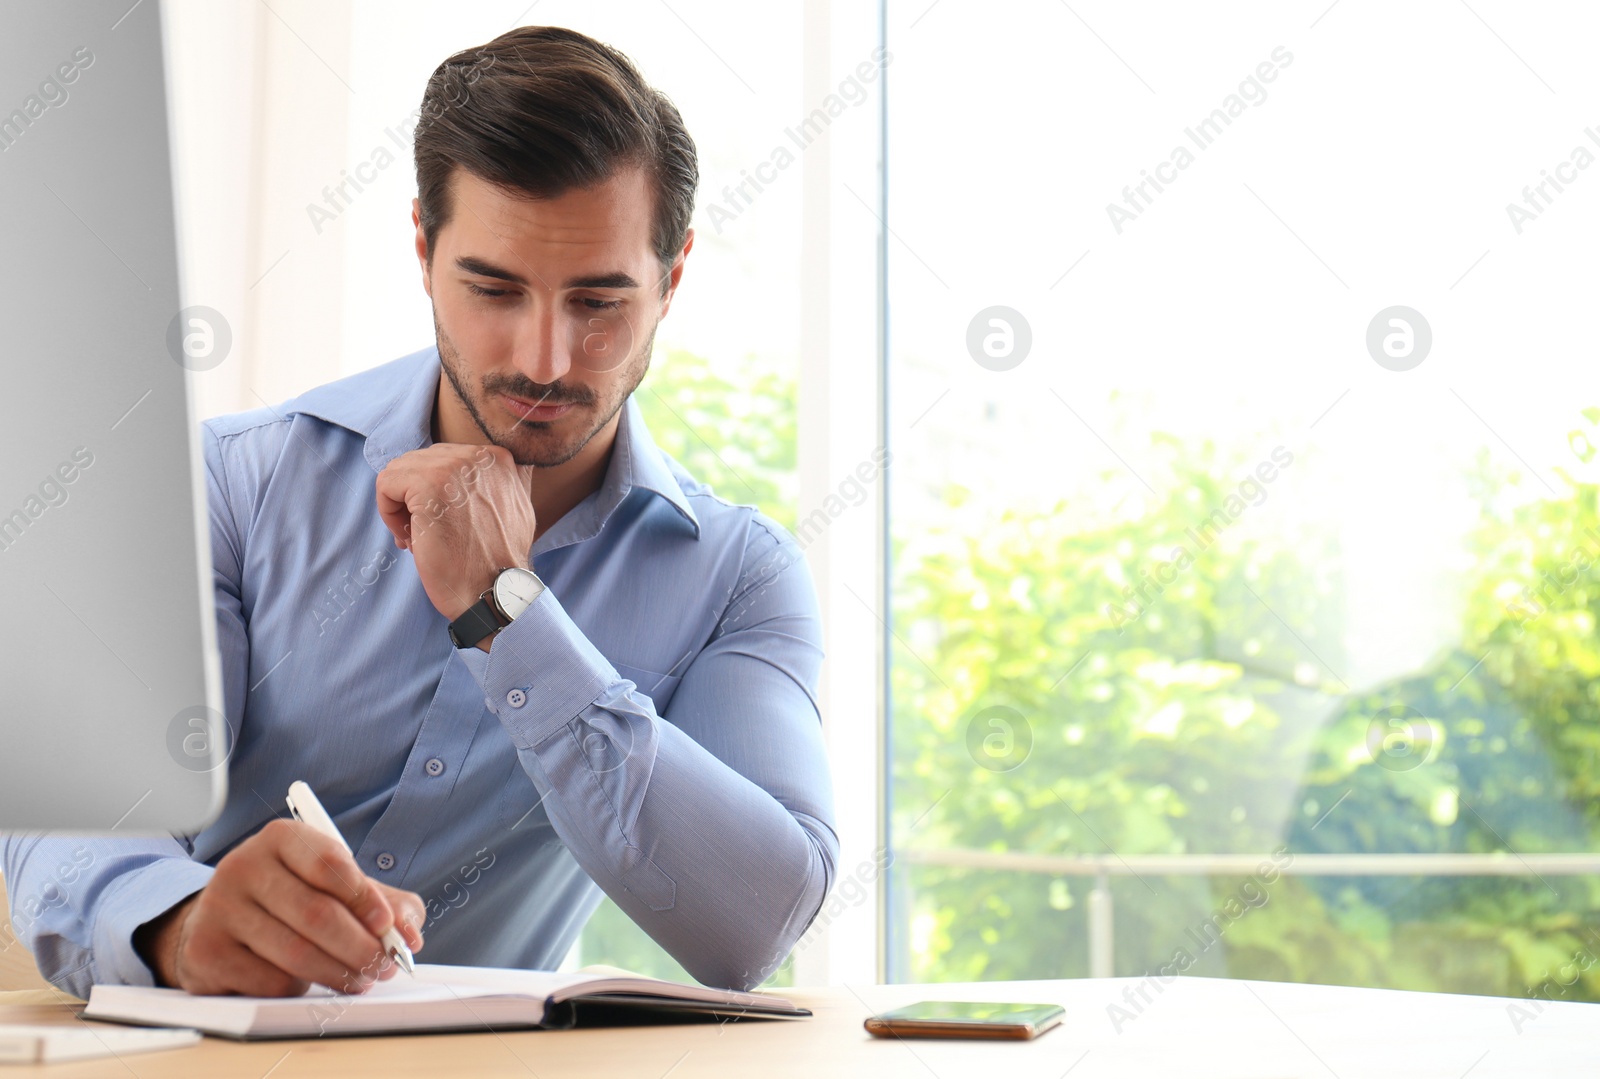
left=413, top=26, right=698, bottom=295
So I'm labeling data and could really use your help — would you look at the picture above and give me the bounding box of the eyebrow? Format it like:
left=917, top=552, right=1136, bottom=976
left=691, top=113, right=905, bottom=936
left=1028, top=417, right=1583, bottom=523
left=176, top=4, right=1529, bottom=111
left=454, top=256, right=640, bottom=291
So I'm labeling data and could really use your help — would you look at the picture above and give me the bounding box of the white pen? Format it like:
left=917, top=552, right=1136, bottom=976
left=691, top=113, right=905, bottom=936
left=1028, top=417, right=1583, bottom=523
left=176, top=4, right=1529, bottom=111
left=285, top=780, right=416, bottom=976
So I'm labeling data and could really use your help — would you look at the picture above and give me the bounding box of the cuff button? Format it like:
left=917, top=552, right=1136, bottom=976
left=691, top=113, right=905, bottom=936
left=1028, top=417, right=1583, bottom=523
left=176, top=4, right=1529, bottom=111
left=506, top=688, right=527, bottom=708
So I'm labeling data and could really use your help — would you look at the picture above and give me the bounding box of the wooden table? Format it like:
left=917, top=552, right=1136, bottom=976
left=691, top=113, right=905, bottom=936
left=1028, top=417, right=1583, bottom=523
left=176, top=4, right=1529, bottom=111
left=1, top=975, right=1593, bottom=1077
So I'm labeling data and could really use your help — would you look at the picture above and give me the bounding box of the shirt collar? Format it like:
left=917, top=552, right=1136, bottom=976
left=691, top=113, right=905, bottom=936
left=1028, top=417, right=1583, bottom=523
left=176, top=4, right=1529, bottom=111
left=280, top=345, right=700, bottom=538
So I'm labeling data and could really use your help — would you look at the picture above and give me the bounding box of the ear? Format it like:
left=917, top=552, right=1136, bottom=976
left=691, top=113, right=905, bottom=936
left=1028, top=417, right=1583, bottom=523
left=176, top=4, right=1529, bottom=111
left=412, top=198, right=432, bottom=299
left=656, top=228, right=694, bottom=319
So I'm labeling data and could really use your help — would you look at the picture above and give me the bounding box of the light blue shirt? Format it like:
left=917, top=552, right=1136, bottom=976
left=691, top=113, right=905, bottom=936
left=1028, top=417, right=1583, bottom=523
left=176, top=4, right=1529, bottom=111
left=3, top=345, right=836, bottom=997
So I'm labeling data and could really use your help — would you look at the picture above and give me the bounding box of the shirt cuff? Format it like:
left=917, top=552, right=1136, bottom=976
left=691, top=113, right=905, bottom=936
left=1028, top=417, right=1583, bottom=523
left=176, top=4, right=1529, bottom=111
left=91, top=858, right=216, bottom=988
left=461, top=588, right=616, bottom=750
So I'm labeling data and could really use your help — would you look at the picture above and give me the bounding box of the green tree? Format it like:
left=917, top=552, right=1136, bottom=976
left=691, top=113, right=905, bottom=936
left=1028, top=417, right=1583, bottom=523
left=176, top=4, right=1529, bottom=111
left=892, top=431, right=1600, bottom=1001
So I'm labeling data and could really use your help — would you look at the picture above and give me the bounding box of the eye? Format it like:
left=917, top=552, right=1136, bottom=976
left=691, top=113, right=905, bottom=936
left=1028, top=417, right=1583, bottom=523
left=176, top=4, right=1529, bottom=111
left=465, top=282, right=509, bottom=299
left=579, top=297, right=623, bottom=311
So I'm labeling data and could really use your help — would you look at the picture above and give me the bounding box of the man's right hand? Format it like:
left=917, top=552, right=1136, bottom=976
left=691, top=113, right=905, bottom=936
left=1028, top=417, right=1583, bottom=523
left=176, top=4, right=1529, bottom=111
left=134, top=818, right=426, bottom=996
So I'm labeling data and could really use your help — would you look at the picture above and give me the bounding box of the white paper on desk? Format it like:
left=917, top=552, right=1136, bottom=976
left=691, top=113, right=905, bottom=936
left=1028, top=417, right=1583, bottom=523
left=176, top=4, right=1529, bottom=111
left=0, top=1023, right=200, bottom=1064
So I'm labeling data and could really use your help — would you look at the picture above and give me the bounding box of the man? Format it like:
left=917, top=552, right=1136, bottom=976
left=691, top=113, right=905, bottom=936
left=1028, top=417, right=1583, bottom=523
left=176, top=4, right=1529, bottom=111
left=2, top=25, right=835, bottom=998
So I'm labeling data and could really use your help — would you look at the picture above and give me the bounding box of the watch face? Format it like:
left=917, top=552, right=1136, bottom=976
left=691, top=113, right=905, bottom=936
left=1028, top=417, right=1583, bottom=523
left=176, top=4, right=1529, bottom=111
left=493, top=567, right=544, bottom=620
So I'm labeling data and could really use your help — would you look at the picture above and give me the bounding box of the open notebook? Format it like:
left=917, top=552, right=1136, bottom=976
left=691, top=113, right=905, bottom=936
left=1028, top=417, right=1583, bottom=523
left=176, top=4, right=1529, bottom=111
left=82, top=964, right=810, bottom=1040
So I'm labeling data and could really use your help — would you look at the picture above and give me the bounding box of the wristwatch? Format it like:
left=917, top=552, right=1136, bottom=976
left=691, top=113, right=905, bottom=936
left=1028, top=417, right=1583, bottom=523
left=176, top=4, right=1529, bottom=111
left=447, top=566, right=545, bottom=649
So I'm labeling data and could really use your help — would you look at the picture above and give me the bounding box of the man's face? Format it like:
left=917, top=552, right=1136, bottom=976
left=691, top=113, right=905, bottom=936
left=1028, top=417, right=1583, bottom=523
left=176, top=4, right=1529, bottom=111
left=415, top=165, right=689, bottom=467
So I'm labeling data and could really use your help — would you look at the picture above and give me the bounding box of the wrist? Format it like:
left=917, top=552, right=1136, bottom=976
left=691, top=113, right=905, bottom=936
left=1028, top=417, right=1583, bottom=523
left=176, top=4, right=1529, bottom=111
left=448, top=566, right=544, bottom=650
left=133, top=892, right=199, bottom=988
left=456, top=570, right=505, bottom=622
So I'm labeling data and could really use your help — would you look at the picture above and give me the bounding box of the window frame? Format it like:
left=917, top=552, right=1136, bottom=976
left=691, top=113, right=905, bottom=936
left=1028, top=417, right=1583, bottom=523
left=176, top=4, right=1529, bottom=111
left=791, top=0, right=890, bottom=988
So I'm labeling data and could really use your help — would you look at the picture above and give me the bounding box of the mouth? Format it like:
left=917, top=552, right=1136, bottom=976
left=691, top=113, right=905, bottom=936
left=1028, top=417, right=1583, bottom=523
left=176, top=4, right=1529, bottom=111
left=502, top=393, right=579, bottom=423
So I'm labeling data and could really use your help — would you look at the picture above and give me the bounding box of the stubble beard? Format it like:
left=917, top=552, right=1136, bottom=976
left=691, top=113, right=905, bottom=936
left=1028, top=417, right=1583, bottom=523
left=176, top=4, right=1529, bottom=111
left=434, top=309, right=656, bottom=468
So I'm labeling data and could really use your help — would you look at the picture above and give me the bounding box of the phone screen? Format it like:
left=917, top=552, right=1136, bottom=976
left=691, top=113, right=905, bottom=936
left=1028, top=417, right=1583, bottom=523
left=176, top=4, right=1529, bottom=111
left=875, top=1001, right=1063, bottom=1025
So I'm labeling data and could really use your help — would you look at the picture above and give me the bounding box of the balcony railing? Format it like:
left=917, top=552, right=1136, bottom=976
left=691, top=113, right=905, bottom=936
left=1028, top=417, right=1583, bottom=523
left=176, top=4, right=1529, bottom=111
left=900, top=847, right=1600, bottom=976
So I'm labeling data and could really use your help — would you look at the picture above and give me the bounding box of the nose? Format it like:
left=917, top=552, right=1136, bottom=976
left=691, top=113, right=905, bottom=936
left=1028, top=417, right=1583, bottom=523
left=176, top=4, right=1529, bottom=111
left=511, top=293, right=573, bottom=387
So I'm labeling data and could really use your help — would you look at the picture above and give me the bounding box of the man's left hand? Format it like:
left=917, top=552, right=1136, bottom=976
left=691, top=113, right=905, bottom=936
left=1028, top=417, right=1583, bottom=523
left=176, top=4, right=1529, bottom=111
left=375, top=444, right=538, bottom=624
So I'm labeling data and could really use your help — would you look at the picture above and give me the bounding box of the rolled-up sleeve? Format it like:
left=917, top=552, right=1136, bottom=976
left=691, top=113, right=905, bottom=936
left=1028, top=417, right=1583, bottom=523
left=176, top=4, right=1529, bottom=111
left=457, top=521, right=836, bottom=991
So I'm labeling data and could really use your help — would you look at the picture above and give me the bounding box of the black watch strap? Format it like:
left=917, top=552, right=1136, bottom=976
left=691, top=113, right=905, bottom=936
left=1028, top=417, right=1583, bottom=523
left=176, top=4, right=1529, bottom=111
left=447, top=597, right=504, bottom=649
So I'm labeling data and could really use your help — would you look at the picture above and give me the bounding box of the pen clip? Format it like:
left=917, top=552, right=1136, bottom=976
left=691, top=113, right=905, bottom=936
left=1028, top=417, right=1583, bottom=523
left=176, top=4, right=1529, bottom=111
left=286, top=793, right=303, bottom=823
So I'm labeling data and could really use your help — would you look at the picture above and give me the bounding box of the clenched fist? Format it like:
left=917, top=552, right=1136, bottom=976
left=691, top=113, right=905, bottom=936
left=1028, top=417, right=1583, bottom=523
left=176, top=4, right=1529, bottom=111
left=375, top=444, right=539, bottom=633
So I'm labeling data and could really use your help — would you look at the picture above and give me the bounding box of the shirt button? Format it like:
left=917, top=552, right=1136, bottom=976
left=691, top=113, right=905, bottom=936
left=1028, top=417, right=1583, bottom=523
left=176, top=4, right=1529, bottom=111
left=506, top=688, right=527, bottom=708
left=425, top=757, right=445, bottom=777
left=375, top=852, right=396, bottom=871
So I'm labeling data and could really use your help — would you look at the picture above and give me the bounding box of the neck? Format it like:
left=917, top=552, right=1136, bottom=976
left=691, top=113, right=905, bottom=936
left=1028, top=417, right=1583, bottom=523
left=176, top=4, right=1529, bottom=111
left=432, top=377, right=617, bottom=541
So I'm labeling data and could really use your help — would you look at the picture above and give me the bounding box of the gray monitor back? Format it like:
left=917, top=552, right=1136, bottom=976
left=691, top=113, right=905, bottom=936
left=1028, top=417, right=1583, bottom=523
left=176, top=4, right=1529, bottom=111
left=0, top=0, right=226, bottom=831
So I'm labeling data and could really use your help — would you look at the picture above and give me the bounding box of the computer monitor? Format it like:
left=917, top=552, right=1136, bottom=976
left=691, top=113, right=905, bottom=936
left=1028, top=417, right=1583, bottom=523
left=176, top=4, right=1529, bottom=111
left=0, top=0, right=226, bottom=831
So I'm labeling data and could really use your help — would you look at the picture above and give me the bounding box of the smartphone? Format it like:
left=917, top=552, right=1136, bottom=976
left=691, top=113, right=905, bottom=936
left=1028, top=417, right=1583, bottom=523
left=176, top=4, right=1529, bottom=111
left=863, top=1000, right=1065, bottom=1040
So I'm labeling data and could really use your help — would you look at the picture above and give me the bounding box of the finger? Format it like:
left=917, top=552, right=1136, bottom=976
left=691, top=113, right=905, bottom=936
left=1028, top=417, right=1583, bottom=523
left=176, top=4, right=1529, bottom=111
left=376, top=884, right=426, bottom=952
left=376, top=502, right=412, bottom=548
left=251, top=870, right=390, bottom=983
left=269, top=821, right=397, bottom=935
left=233, top=898, right=378, bottom=994
left=188, top=939, right=309, bottom=998
left=267, top=822, right=398, bottom=946
left=374, top=468, right=414, bottom=548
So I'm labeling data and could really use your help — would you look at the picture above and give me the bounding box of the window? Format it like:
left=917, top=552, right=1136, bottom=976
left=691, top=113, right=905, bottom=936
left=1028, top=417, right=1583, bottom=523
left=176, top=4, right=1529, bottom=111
left=883, top=0, right=1600, bottom=998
